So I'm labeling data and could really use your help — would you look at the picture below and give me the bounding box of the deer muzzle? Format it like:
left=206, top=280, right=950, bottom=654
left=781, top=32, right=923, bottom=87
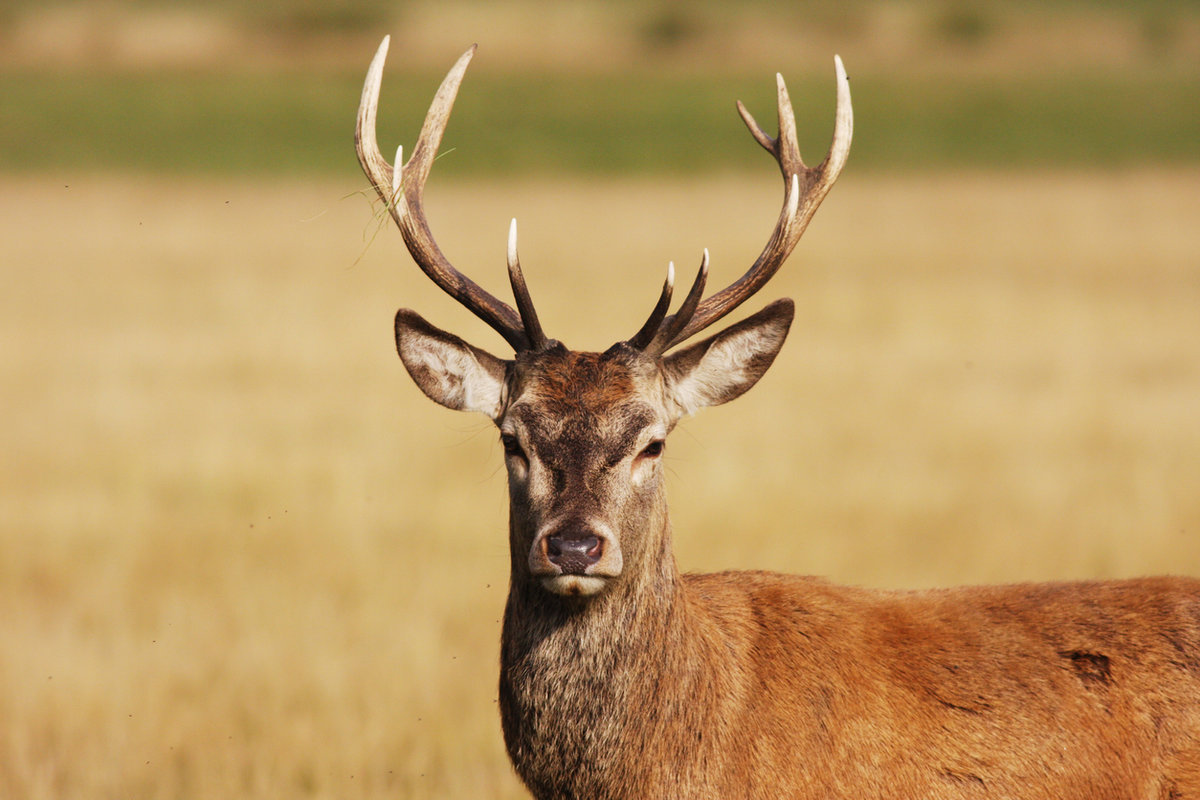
left=546, top=533, right=602, bottom=574
left=530, top=519, right=623, bottom=596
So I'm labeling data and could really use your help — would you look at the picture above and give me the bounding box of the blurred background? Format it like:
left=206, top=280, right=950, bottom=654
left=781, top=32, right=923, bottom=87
left=1, top=1, right=1198, bottom=797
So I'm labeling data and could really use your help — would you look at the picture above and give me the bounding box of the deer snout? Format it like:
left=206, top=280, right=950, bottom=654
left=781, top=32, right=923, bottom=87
left=546, top=530, right=602, bottom=575
left=530, top=519, right=623, bottom=596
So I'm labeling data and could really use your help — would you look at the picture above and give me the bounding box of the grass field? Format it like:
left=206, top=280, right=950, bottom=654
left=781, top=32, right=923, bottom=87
left=1, top=167, right=1198, bottom=797
left=2, top=1, right=1199, bottom=795
left=4, top=69, right=1199, bottom=175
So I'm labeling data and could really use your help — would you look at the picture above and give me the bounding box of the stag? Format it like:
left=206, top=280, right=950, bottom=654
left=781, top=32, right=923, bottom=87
left=355, top=37, right=1200, bottom=799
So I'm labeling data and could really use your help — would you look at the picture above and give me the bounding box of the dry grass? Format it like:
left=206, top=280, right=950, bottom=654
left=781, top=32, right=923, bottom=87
left=1, top=169, right=1198, bottom=796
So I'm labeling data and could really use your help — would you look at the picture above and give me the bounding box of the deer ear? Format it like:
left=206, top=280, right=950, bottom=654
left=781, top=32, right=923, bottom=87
left=394, top=309, right=510, bottom=419
left=662, top=298, right=794, bottom=418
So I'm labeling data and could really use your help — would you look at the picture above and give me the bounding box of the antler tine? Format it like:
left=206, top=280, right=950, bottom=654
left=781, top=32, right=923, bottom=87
left=507, top=219, right=549, bottom=350
left=356, top=37, right=532, bottom=352
left=656, top=56, right=853, bottom=352
left=645, top=250, right=709, bottom=358
left=627, top=262, right=675, bottom=350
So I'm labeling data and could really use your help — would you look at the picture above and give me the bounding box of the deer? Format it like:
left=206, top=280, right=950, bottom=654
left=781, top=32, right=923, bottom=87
left=354, top=36, right=1200, bottom=800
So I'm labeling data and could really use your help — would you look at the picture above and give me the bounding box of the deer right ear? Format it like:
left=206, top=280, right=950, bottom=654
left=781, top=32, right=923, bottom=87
left=394, top=309, right=510, bottom=419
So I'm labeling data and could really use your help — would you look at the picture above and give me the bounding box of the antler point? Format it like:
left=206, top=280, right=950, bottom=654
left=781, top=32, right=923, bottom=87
left=391, top=145, right=404, bottom=198
left=371, top=35, right=391, bottom=67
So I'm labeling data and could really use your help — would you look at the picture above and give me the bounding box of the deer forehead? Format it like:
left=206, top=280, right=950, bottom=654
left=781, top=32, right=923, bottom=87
left=508, top=349, right=663, bottom=413
left=504, top=350, right=666, bottom=457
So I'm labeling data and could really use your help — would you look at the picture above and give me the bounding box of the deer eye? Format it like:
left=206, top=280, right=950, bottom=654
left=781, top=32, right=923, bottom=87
left=500, top=433, right=526, bottom=460
left=638, top=440, right=665, bottom=460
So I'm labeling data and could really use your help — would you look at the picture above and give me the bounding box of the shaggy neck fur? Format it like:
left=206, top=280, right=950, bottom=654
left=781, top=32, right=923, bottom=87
left=499, top=501, right=735, bottom=799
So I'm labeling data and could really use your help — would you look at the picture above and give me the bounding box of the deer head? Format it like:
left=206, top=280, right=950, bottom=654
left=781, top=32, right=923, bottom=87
left=356, top=38, right=851, bottom=599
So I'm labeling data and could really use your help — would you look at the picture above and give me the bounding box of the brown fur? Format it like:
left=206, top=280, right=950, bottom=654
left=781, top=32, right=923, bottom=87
left=494, top=351, right=1200, bottom=799
left=502, top=570, right=1200, bottom=799
left=392, top=313, right=1200, bottom=799
left=512, top=346, right=643, bottom=417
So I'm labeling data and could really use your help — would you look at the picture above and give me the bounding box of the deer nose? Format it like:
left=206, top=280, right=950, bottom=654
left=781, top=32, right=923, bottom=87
left=546, top=528, right=603, bottom=575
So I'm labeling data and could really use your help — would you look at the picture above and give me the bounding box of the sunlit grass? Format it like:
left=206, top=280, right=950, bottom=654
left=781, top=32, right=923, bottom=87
left=0, top=169, right=1198, bottom=796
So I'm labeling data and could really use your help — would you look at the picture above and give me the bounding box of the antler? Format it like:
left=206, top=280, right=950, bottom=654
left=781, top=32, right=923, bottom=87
left=356, top=37, right=546, bottom=352
left=633, top=57, right=853, bottom=357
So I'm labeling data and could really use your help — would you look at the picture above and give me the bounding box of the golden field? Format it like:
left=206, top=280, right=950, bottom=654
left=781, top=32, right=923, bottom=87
left=1, top=168, right=1198, bottom=797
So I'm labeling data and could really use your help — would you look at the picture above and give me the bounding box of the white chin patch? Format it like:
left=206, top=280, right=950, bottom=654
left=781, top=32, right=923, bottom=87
left=540, top=575, right=608, bottom=597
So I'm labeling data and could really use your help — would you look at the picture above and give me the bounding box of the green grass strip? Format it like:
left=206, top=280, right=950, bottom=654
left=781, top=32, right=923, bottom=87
left=2, top=69, right=1197, bottom=175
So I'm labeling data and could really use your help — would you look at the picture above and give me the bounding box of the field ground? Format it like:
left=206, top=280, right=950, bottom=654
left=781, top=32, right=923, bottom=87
left=1, top=169, right=1198, bottom=796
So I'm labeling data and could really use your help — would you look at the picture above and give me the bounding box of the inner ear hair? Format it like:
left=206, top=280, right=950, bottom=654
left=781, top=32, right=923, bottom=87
left=394, top=308, right=510, bottom=418
left=662, top=299, right=794, bottom=417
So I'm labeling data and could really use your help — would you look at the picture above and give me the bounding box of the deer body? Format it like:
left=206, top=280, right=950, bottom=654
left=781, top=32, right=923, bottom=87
left=504, top=567, right=1200, bottom=798
left=354, top=38, right=1200, bottom=799
left=493, top=348, right=1200, bottom=800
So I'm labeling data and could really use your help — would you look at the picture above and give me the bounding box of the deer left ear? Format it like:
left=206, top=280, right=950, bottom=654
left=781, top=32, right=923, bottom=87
left=394, top=309, right=510, bottom=419
left=662, top=298, right=794, bottom=418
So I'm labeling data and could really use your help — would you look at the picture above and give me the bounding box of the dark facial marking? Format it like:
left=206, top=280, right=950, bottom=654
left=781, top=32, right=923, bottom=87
left=508, top=349, right=659, bottom=496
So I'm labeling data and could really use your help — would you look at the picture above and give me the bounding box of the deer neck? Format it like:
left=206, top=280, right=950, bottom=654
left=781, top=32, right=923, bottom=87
left=501, top=489, right=680, bottom=654
left=499, top=493, right=716, bottom=794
